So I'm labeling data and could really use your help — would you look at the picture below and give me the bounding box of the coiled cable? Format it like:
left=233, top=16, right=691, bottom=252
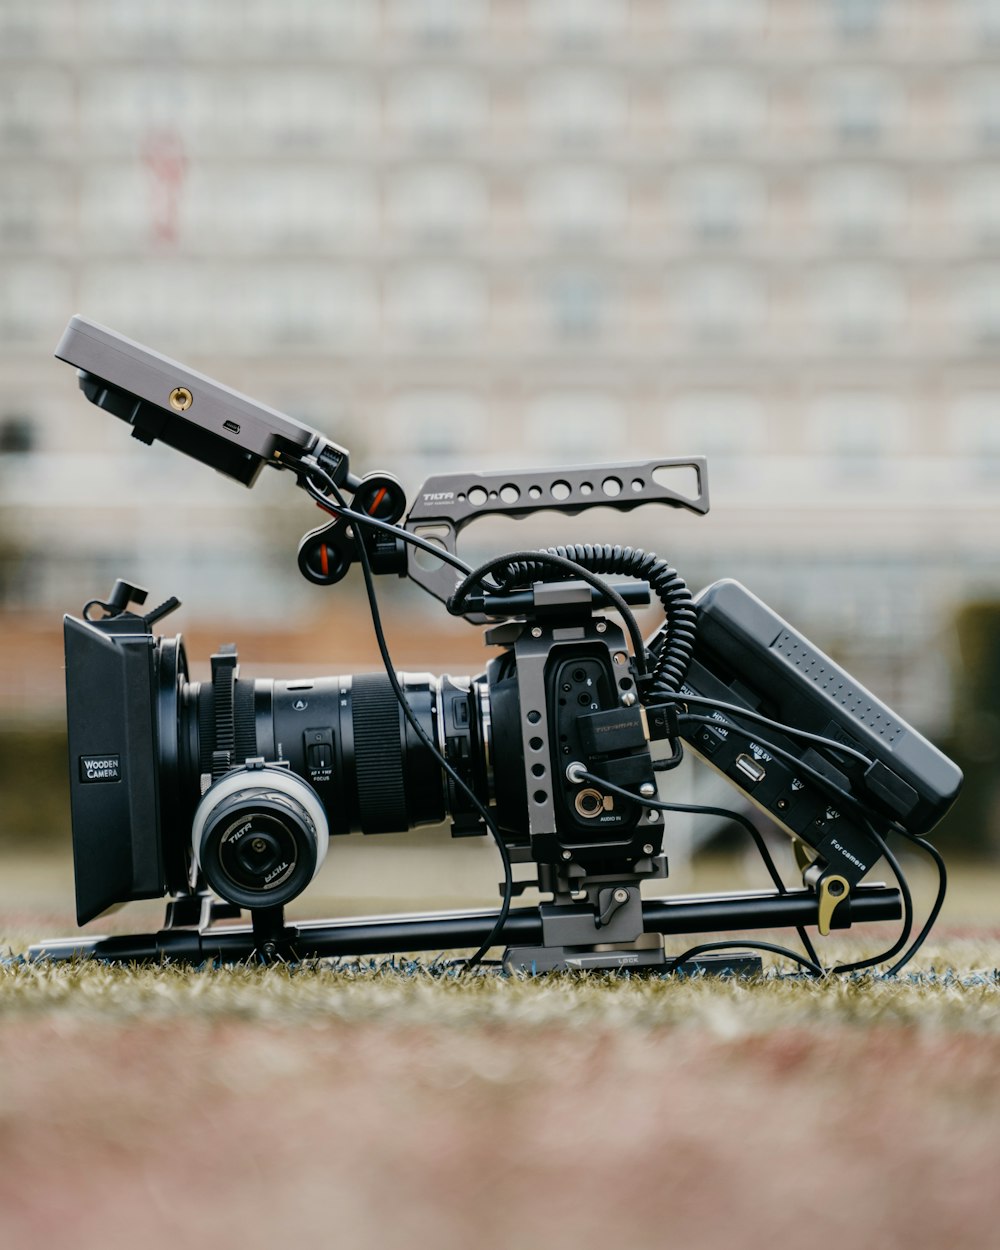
left=491, top=544, right=696, bottom=696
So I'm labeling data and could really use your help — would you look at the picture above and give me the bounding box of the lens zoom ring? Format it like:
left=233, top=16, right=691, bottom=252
left=352, top=674, right=407, bottom=833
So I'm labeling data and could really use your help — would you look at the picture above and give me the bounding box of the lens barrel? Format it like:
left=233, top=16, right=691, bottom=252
left=180, top=669, right=491, bottom=842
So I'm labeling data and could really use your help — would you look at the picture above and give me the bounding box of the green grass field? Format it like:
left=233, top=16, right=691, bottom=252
left=2, top=852, right=999, bottom=1250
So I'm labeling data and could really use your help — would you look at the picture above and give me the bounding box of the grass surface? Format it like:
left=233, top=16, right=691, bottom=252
left=2, top=856, right=999, bottom=1250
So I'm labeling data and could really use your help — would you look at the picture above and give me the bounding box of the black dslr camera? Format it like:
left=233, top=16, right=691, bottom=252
left=35, top=316, right=962, bottom=975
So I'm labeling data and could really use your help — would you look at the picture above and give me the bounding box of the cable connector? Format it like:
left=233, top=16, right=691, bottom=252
left=642, top=702, right=684, bottom=772
left=642, top=702, right=680, bottom=742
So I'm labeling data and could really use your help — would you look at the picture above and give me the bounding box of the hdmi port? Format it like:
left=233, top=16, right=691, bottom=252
left=735, top=754, right=766, bottom=784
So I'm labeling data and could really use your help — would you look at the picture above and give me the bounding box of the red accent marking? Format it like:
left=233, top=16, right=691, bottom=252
left=320, top=545, right=329, bottom=577
left=368, top=487, right=387, bottom=515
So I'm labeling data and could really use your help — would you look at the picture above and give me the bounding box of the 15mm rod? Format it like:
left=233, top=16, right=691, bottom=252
left=27, top=885, right=901, bottom=965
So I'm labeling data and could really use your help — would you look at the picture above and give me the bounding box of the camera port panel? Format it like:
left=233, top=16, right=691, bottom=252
left=549, top=652, right=635, bottom=838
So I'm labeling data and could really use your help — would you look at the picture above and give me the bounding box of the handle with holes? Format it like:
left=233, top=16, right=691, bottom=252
left=404, top=458, right=708, bottom=608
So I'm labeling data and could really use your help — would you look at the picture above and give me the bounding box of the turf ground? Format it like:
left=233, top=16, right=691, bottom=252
left=2, top=850, right=998, bottom=1250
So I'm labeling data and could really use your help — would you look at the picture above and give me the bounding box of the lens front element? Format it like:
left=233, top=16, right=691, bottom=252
left=192, top=767, right=329, bottom=909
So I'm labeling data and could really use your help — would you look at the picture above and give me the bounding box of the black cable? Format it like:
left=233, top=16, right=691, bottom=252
left=305, top=491, right=473, bottom=577
left=448, top=550, right=650, bottom=676
left=302, top=467, right=513, bottom=967
left=676, top=713, right=876, bottom=817
left=655, top=693, right=876, bottom=770
left=661, top=708, right=925, bottom=973
left=495, top=544, right=696, bottom=695
left=642, top=795, right=821, bottom=968
left=827, top=818, right=914, bottom=974
left=667, top=940, right=824, bottom=978
left=883, top=830, right=946, bottom=975
left=666, top=713, right=920, bottom=974
left=573, top=768, right=824, bottom=974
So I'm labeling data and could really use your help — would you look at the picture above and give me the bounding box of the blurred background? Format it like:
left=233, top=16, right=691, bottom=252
left=1, top=0, right=999, bottom=918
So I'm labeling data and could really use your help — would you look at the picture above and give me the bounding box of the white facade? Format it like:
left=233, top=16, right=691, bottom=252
left=2, top=0, right=999, bottom=728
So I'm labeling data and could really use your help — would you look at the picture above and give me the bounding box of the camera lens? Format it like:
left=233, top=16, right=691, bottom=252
left=192, top=767, right=329, bottom=909
left=173, top=660, right=511, bottom=897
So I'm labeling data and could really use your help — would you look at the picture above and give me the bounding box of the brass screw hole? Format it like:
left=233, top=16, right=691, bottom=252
left=169, top=387, right=193, bottom=412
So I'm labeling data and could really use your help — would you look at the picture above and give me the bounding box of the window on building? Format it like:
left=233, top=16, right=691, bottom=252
left=671, top=0, right=765, bottom=46
left=823, top=71, right=899, bottom=148
left=252, top=266, right=378, bottom=349
left=0, top=167, right=71, bottom=249
left=385, top=266, right=488, bottom=344
left=950, top=392, right=1000, bottom=478
left=812, top=167, right=905, bottom=249
left=953, top=268, right=1000, bottom=347
left=672, top=167, right=765, bottom=244
left=0, top=1, right=46, bottom=57
left=812, top=266, right=905, bottom=347
left=386, top=391, right=486, bottom=464
left=530, top=71, right=627, bottom=151
left=248, top=0, right=377, bottom=52
left=248, top=73, right=377, bottom=154
left=222, top=170, right=375, bottom=252
left=670, top=73, right=765, bottom=152
left=388, top=0, right=487, bottom=45
left=528, top=167, right=626, bottom=244
left=671, top=267, right=766, bottom=348
left=545, top=271, right=607, bottom=341
left=386, top=167, right=488, bottom=245
left=666, top=392, right=763, bottom=474
left=525, top=391, right=625, bottom=460
left=0, top=69, right=72, bottom=153
left=528, top=0, right=626, bottom=49
left=968, top=0, right=1000, bottom=45
left=965, top=73, right=1000, bottom=149
left=387, top=72, right=487, bottom=149
left=807, top=392, right=904, bottom=480
left=82, top=70, right=204, bottom=154
left=830, top=0, right=886, bottom=40
left=0, top=263, right=71, bottom=346
left=957, top=168, right=1000, bottom=248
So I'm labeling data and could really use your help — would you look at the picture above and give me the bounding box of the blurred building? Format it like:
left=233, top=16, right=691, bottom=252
left=2, top=0, right=1000, bottom=730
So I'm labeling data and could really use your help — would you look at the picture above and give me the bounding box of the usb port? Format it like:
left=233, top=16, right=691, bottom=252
left=735, top=754, right=766, bottom=784
left=223, top=419, right=241, bottom=434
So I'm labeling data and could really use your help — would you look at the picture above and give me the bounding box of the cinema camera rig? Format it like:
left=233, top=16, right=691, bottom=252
left=32, top=316, right=961, bottom=975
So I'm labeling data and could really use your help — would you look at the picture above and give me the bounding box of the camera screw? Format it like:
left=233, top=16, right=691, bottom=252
left=647, top=810, right=659, bottom=822
left=642, top=843, right=655, bottom=855
left=596, top=621, right=607, bottom=633
left=531, top=627, right=542, bottom=638
left=613, top=652, right=628, bottom=665
left=613, top=888, right=629, bottom=904
left=639, top=782, right=656, bottom=798
left=169, top=386, right=193, bottom=412
left=561, top=850, right=572, bottom=860
left=621, top=692, right=636, bottom=707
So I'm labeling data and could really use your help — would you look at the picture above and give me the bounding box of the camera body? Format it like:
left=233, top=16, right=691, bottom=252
left=43, top=317, right=962, bottom=972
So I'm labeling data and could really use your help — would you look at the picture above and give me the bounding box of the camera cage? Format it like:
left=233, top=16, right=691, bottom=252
left=32, top=317, right=963, bottom=975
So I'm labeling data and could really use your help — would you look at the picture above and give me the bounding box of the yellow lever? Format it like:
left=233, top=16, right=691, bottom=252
left=817, top=874, right=850, bottom=937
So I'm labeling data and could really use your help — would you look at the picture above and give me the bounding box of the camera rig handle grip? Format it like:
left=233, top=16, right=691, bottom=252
left=403, top=458, right=709, bottom=608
